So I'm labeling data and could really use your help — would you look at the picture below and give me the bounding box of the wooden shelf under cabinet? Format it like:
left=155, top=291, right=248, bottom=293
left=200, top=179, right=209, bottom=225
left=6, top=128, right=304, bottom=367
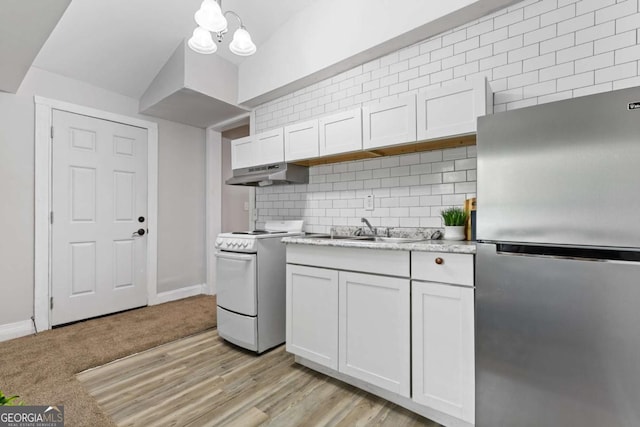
left=292, top=134, right=476, bottom=167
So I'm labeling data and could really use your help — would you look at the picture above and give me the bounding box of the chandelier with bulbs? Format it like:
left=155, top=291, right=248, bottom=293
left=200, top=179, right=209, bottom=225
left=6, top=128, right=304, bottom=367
left=188, top=0, right=256, bottom=56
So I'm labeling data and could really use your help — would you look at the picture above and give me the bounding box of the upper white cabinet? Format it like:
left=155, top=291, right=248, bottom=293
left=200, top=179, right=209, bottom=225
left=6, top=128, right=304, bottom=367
left=417, top=77, right=492, bottom=141
left=363, top=95, right=417, bottom=150
left=319, top=108, right=362, bottom=156
left=231, top=128, right=284, bottom=170
left=255, top=128, right=284, bottom=165
left=230, top=135, right=254, bottom=170
left=284, top=119, right=319, bottom=162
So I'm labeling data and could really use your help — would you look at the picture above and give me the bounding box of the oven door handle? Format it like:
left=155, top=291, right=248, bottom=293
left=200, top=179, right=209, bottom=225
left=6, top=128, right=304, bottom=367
left=214, top=251, right=255, bottom=261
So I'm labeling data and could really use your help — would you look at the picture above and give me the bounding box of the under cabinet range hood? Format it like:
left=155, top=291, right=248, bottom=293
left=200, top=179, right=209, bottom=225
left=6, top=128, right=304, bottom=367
left=225, top=162, right=308, bottom=186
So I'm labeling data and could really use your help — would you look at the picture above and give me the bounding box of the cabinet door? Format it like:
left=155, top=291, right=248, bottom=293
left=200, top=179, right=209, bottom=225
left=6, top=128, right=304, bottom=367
left=339, top=272, right=410, bottom=397
left=230, top=135, right=254, bottom=170
left=256, top=128, right=284, bottom=165
left=412, top=280, right=475, bottom=424
left=286, top=264, right=339, bottom=370
left=318, top=109, right=362, bottom=156
left=417, top=77, right=491, bottom=141
left=363, top=95, right=416, bottom=149
left=284, top=119, right=319, bottom=161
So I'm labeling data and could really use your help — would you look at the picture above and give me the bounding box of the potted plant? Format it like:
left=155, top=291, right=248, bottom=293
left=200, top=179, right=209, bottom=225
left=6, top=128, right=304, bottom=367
left=441, top=207, right=468, bottom=241
left=0, top=390, right=23, bottom=406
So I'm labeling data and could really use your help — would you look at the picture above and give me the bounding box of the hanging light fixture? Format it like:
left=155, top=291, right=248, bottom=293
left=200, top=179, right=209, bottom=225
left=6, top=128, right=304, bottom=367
left=188, top=0, right=256, bottom=56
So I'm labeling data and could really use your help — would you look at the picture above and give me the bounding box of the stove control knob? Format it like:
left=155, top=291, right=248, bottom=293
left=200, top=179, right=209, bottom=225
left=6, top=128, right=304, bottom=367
left=215, top=238, right=223, bottom=247
left=241, top=241, right=248, bottom=248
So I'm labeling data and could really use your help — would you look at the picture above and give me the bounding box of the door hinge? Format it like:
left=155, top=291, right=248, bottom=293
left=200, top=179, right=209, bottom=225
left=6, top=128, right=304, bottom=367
left=50, top=126, right=54, bottom=140
left=50, top=297, right=54, bottom=310
left=50, top=211, right=54, bottom=224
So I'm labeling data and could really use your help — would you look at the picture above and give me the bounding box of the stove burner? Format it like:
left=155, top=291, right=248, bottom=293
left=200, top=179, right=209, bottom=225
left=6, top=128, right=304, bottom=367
left=231, top=230, right=287, bottom=235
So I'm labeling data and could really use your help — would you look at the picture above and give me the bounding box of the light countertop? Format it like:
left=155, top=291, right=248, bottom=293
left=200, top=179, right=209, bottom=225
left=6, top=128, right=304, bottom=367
left=282, top=235, right=476, bottom=254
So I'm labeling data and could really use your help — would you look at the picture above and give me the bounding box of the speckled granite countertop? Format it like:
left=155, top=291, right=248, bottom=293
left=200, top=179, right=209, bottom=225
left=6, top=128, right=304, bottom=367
left=281, top=235, right=476, bottom=254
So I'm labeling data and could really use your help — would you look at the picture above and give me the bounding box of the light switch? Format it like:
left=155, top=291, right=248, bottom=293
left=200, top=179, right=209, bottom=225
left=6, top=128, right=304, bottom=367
left=243, top=202, right=249, bottom=211
left=365, top=194, right=375, bottom=211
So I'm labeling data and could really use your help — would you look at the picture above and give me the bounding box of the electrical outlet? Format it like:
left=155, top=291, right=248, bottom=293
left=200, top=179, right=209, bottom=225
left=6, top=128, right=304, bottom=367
left=365, top=194, right=375, bottom=211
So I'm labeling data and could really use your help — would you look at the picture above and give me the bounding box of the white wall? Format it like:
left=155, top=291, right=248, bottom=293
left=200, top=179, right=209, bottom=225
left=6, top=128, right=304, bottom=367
left=157, top=121, right=206, bottom=293
left=253, top=0, right=640, bottom=232
left=0, top=67, right=207, bottom=326
left=238, top=0, right=518, bottom=105
left=221, top=137, right=250, bottom=232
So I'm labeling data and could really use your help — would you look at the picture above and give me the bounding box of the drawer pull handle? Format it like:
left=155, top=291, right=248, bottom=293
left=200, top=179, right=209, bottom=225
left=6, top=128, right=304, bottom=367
left=435, top=257, right=444, bottom=265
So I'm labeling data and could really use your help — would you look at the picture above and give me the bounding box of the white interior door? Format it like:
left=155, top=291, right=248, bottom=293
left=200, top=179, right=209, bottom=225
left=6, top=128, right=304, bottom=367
left=51, top=109, right=148, bottom=325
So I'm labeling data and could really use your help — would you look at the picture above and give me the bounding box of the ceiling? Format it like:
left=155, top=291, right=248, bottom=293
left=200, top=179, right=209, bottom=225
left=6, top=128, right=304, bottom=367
left=32, top=0, right=318, bottom=99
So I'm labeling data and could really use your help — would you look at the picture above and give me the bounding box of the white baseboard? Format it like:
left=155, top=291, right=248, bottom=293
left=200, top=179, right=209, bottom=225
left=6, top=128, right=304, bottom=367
left=0, top=319, right=36, bottom=343
left=152, top=283, right=207, bottom=305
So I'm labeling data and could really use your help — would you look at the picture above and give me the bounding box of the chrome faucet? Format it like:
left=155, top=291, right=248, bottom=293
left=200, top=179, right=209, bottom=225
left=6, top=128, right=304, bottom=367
left=360, top=217, right=376, bottom=235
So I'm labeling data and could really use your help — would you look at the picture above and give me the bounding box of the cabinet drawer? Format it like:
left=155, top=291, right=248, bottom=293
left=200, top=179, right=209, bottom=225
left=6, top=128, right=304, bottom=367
left=287, top=245, right=410, bottom=278
left=411, top=252, right=474, bottom=287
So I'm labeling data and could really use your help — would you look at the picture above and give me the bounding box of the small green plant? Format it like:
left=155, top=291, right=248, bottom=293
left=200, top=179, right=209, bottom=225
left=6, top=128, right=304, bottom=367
left=441, top=207, right=468, bottom=226
left=0, top=390, right=24, bottom=406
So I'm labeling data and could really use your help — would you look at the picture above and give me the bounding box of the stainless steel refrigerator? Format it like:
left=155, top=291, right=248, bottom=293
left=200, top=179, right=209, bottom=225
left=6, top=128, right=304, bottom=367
left=476, top=87, right=640, bottom=427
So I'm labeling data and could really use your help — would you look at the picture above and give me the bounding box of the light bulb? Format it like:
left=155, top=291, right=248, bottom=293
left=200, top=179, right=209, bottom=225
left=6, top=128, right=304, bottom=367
left=229, top=28, right=256, bottom=56
left=188, top=27, right=217, bottom=54
left=195, top=0, right=227, bottom=33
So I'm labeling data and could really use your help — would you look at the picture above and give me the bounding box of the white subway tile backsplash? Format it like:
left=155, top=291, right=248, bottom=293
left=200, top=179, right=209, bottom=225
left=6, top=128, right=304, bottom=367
left=558, top=12, right=595, bottom=35
left=574, top=51, right=615, bottom=72
left=524, top=52, right=556, bottom=71
left=495, top=8, right=525, bottom=29
left=524, top=24, right=558, bottom=45
left=595, top=61, right=637, bottom=83
left=595, top=0, right=638, bottom=24
left=541, top=4, right=576, bottom=27
left=524, top=0, right=559, bottom=19
left=510, top=16, right=541, bottom=37
left=594, top=29, right=636, bottom=54
left=615, top=43, right=640, bottom=63
left=557, top=70, right=594, bottom=90
left=557, top=42, right=594, bottom=63
left=509, top=44, right=540, bottom=62
left=253, top=0, right=640, bottom=231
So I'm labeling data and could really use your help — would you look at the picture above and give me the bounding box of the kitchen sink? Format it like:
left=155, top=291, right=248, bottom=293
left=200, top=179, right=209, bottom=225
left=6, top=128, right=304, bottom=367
left=305, top=234, right=424, bottom=243
left=373, top=237, right=425, bottom=243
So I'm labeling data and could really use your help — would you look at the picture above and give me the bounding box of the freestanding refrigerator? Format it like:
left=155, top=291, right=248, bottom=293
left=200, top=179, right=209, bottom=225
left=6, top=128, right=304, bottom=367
left=476, top=87, right=640, bottom=427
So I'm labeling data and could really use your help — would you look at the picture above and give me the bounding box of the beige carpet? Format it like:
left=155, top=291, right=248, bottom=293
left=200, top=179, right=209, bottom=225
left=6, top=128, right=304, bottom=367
left=0, top=295, right=217, bottom=427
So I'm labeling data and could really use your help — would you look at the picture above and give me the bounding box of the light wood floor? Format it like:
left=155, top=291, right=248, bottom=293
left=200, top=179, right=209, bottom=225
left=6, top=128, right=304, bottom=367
left=77, top=329, right=439, bottom=427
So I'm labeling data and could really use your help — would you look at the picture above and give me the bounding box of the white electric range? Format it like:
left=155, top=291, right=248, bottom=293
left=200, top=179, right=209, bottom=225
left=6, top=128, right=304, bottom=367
left=214, top=220, right=304, bottom=353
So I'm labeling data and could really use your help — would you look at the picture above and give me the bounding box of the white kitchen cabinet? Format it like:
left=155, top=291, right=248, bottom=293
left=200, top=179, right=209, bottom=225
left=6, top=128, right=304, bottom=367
left=417, top=77, right=492, bottom=141
left=286, top=264, right=339, bottom=370
left=230, top=128, right=284, bottom=170
left=339, top=271, right=410, bottom=397
left=255, top=128, right=284, bottom=165
left=412, top=252, right=474, bottom=287
left=230, top=135, right=254, bottom=170
left=412, top=279, right=475, bottom=424
left=284, top=119, right=319, bottom=161
left=318, top=108, right=362, bottom=156
left=363, top=95, right=417, bottom=149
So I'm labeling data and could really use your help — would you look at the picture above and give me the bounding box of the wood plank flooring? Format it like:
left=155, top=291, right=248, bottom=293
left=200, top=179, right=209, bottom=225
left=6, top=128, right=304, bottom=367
left=77, top=330, right=440, bottom=427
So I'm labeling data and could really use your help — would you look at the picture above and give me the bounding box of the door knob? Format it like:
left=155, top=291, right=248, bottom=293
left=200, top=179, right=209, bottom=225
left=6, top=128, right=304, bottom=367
left=132, top=228, right=146, bottom=237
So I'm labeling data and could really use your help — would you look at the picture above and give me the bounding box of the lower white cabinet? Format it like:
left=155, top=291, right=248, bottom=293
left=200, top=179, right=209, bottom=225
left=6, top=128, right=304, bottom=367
left=412, top=280, right=475, bottom=424
left=286, top=264, right=339, bottom=370
left=339, top=272, right=410, bottom=397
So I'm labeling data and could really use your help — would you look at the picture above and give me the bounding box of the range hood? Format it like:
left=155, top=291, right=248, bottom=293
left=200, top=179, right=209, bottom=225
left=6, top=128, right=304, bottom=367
left=225, top=162, right=308, bottom=186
